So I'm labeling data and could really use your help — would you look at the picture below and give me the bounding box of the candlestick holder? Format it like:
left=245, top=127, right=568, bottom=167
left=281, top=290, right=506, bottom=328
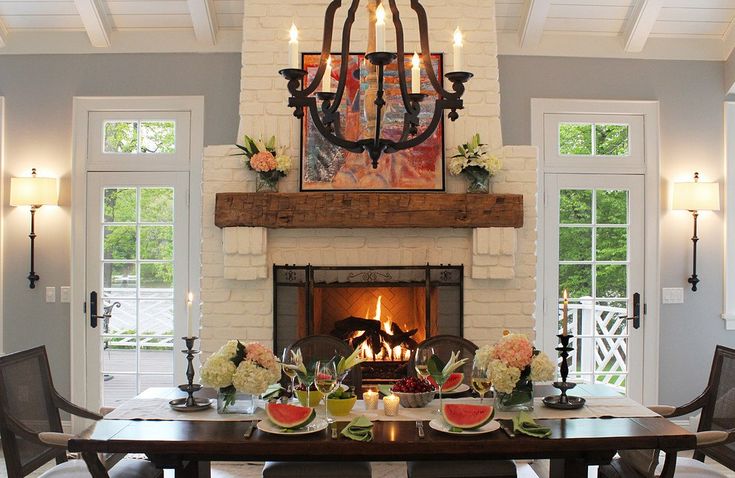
left=169, top=336, right=212, bottom=412
left=542, top=334, right=585, bottom=410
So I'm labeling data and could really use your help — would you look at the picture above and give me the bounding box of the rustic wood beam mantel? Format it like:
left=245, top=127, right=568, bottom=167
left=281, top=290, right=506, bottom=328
left=215, top=193, right=524, bottom=229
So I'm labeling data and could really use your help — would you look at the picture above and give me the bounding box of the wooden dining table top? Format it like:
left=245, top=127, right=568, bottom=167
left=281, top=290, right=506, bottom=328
left=68, top=385, right=696, bottom=478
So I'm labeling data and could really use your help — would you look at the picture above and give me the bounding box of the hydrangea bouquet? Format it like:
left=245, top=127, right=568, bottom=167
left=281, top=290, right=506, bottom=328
left=449, top=133, right=502, bottom=193
left=475, top=332, right=555, bottom=411
left=236, top=135, right=291, bottom=192
left=200, top=340, right=280, bottom=413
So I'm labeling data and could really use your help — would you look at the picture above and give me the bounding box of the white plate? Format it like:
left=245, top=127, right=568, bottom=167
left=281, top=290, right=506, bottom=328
left=257, top=418, right=328, bottom=435
left=428, top=418, right=500, bottom=435
left=436, top=383, right=470, bottom=396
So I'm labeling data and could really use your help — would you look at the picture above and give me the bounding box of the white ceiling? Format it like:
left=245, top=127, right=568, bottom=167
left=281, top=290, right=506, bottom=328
left=0, top=0, right=733, bottom=60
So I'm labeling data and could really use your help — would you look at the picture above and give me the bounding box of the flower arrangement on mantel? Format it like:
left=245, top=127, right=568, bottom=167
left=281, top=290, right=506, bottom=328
left=200, top=340, right=280, bottom=412
left=475, top=331, right=555, bottom=412
left=449, top=133, right=502, bottom=193
left=235, top=135, right=292, bottom=192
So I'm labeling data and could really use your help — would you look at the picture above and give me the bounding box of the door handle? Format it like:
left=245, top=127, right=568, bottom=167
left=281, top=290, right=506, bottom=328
left=623, top=292, right=641, bottom=329
left=89, top=291, right=121, bottom=328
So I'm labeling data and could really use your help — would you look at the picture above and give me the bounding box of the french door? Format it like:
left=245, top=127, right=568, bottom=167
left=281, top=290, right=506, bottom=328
left=85, top=173, right=189, bottom=408
left=544, top=174, right=645, bottom=401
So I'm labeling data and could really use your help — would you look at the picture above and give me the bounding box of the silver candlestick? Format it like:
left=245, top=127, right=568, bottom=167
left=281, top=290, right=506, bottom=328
left=169, top=336, right=211, bottom=411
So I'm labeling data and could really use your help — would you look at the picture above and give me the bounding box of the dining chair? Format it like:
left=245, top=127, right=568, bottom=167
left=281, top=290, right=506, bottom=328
left=598, top=344, right=735, bottom=478
left=0, top=346, right=161, bottom=478
left=263, top=335, right=371, bottom=478
left=406, top=335, right=523, bottom=478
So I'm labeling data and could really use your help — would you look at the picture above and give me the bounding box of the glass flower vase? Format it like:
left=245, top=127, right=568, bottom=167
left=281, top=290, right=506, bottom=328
left=255, top=174, right=279, bottom=192
left=217, top=390, right=257, bottom=414
left=495, top=378, right=534, bottom=412
left=462, top=166, right=490, bottom=193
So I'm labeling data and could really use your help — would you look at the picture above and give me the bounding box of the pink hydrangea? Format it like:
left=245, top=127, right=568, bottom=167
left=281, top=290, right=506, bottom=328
left=492, top=333, right=534, bottom=370
left=245, top=342, right=277, bottom=370
left=250, top=151, right=277, bottom=172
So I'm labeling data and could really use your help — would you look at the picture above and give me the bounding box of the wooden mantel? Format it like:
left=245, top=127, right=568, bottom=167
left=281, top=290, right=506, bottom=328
left=214, top=193, right=524, bottom=229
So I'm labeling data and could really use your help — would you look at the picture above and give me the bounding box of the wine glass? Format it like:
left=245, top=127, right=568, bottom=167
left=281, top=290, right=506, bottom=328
left=281, top=348, right=298, bottom=403
left=315, top=360, right=339, bottom=424
left=471, top=359, right=491, bottom=404
left=415, top=346, right=434, bottom=380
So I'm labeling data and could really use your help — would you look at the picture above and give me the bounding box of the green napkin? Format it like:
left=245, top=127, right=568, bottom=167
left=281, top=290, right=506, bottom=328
left=512, top=411, right=551, bottom=438
left=340, top=415, right=374, bottom=442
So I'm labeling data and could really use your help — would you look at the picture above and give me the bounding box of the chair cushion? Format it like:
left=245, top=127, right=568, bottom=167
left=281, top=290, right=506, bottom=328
left=654, top=457, right=727, bottom=478
left=618, top=449, right=659, bottom=477
left=407, top=460, right=517, bottom=478
left=38, top=458, right=161, bottom=478
left=262, top=461, right=372, bottom=478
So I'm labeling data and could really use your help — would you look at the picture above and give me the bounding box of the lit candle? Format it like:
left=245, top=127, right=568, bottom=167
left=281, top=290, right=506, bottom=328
left=322, top=56, right=332, bottom=93
left=375, top=3, right=386, bottom=52
left=453, top=27, right=463, bottom=72
left=383, top=394, right=400, bottom=416
left=288, top=23, right=299, bottom=69
left=411, top=52, right=421, bottom=94
left=363, top=389, right=379, bottom=410
left=562, top=289, right=569, bottom=336
left=186, top=292, right=194, bottom=337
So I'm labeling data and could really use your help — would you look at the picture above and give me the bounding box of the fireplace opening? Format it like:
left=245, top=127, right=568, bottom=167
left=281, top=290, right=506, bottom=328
left=273, top=265, right=463, bottom=386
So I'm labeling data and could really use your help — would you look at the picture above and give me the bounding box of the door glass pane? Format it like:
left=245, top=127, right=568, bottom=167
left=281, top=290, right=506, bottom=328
left=559, top=123, right=592, bottom=155
left=104, top=188, right=137, bottom=222
left=140, top=226, right=173, bottom=260
left=140, top=188, right=174, bottom=222
left=139, top=300, right=173, bottom=337
left=595, top=124, right=629, bottom=156
left=103, top=263, right=136, bottom=299
left=140, top=121, right=176, bottom=154
left=103, top=226, right=136, bottom=260
left=104, top=121, right=138, bottom=154
left=557, top=187, right=631, bottom=394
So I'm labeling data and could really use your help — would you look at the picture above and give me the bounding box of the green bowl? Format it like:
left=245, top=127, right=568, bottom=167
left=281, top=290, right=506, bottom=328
left=327, top=396, right=357, bottom=416
left=295, top=389, right=323, bottom=407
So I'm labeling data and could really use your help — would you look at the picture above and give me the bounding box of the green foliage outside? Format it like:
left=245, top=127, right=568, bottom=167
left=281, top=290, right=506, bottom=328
left=104, top=121, right=175, bottom=154
left=559, top=123, right=629, bottom=156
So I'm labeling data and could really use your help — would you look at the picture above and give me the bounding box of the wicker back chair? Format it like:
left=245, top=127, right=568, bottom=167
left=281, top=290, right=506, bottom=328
left=285, top=335, right=362, bottom=393
left=599, top=345, right=735, bottom=477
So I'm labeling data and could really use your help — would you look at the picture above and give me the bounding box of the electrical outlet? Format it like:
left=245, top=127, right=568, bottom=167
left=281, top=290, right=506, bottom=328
left=45, top=286, right=56, bottom=303
left=662, top=287, right=684, bottom=304
left=60, top=286, right=71, bottom=303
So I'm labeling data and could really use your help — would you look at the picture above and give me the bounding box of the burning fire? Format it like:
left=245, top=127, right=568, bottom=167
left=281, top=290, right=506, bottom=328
left=351, top=295, right=412, bottom=362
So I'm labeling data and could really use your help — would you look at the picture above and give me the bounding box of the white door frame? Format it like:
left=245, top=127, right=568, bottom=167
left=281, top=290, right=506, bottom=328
left=70, top=97, right=203, bottom=421
left=0, top=97, right=4, bottom=354
left=722, top=102, right=735, bottom=329
left=532, top=98, right=661, bottom=405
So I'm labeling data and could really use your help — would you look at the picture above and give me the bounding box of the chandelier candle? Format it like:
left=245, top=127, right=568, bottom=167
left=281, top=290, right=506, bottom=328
left=288, top=23, right=299, bottom=69
left=453, top=27, right=463, bottom=72
left=375, top=3, right=386, bottom=52
left=411, top=52, right=421, bottom=94
left=323, top=56, right=332, bottom=93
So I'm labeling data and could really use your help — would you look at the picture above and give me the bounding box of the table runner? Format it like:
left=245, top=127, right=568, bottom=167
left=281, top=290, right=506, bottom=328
left=104, top=395, right=659, bottom=422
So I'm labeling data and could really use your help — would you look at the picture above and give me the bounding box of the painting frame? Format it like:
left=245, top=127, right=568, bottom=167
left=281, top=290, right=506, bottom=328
left=299, top=52, right=445, bottom=192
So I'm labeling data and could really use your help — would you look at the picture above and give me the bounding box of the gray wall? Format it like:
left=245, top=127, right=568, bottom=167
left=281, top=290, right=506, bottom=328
left=0, top=53, right=241, bottom=398
left=498, top=55, right=731, bottom=405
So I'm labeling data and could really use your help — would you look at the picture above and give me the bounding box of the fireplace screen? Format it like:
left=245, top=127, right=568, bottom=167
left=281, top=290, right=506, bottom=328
left=273, top=265, right=463, bottom=384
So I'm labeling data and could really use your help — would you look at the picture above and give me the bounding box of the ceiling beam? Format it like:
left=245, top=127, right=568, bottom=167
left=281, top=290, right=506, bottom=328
left=0, top=17, right=7, bottom=48
left=623, top=0, right=665, bottom=53
left=518, top=0, right=552, bottom=48
left=723, top=19, right=735, bottom=62
left=187, top=0, right=218, bottom=46
left=73, top=0, right=111, bottom=48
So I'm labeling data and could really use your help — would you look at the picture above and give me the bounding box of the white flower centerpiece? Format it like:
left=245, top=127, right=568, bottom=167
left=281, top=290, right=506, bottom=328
left=200, top=340, right=280, bottom=414
left=448, top=133, right=502, bottom=193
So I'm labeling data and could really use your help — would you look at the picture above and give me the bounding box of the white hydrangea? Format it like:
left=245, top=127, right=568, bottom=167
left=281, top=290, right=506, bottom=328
left=199, top=355, right=236, bottom=389
left=473, top=344, right=493, bottom=370
left=529, top=352, right=556, bottom=382
left=214, top=340, right=240, bottom=360
left=232, top=359, right=279, bottom=395
left=487, top=359, right=521, bottom=394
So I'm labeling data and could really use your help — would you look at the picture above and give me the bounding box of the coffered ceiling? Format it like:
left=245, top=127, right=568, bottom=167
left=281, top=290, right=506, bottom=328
left=0, top=0, right=733, bottom=60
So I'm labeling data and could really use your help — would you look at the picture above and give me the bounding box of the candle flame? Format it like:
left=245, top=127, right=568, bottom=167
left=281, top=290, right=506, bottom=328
left=412, top=52, right=420, bottom=69
left=376, top=3, right=386, bottom=25
left=453, top=27, right=463, bottom=47
left=563, top=289, right=568, bottom=302
left=289, top=23, right=298, bottom=43
left=187, top=292, right=193, bottom=304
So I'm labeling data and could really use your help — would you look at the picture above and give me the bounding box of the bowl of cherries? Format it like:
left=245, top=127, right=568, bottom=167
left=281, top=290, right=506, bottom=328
left=390, top=377, right=436, bottom=408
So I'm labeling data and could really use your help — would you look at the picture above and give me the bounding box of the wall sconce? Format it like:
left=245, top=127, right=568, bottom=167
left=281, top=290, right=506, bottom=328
left=9, top=168, right=59, bottom=289
left=673, top=172, right=720, bottom=292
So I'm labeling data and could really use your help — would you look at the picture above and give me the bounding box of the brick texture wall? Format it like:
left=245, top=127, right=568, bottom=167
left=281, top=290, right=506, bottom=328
left=198, top=0, right=538, bottom=355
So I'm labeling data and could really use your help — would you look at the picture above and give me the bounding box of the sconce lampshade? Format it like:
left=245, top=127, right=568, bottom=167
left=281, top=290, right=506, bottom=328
left=10, top=173, right=58, bottom=207
left=673, top=180, right=720, bottom=212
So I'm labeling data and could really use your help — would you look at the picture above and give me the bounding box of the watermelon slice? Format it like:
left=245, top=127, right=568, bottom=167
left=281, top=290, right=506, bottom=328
left=266, top=403, right=316, bottom=429
left=427, top=372, right=464, bottom=392
left=442, top=403, right=495, bottom=429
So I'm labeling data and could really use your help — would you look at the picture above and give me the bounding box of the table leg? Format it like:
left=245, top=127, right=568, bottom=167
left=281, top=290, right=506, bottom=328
left=81, top=452, right=110, bottom=478
left=175, top=460, right=211, bottom=478
left=659, top=452, right=678, bottom=478
left=549, top=458, right=588, bottom=478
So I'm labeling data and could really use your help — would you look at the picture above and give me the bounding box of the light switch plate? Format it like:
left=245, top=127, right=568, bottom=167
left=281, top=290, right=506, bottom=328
left=45, top=286, right=56, bottom=303
left=662, top=287, right=684, bottom=304
left=60, top=286, right=71, bottom=303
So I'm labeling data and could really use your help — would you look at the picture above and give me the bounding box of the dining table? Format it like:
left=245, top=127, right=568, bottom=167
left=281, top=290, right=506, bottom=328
left=68, top=384, right=696, bottom=478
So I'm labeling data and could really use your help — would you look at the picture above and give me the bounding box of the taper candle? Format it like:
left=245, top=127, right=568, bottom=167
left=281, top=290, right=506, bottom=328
left=375, top=4, right=386, bottom=52
left=186, top=292, right=194, bottom=337
left=322, top=56, right=332, bottom=93
left=411, top=52, right=421, bottom=94
left=288, top=23, right=299, bottom=69
left=453, top=27, right=463, bottom=72
left=562, top=289, right=569, bottom=336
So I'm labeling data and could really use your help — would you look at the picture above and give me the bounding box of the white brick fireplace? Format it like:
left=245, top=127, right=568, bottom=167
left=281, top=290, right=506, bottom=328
left=198, top=0, right=538, bottom=355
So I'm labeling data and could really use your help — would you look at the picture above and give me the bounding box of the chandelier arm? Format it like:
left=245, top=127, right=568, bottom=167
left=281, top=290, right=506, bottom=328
left=373, top=63, right=387, bottom=149
left=410, top=0, right=457, bottom=100
left=302, top=0, right=344, bottom=97
left=305, top=101, right=364, bottom=154
left=327, top=0, right=362, bottom=115
left=387, top=0, right=414, bottom=114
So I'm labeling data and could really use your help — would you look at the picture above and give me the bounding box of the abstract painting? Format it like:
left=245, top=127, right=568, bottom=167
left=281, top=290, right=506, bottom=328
left=300, top=53, right=444, bottom=191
